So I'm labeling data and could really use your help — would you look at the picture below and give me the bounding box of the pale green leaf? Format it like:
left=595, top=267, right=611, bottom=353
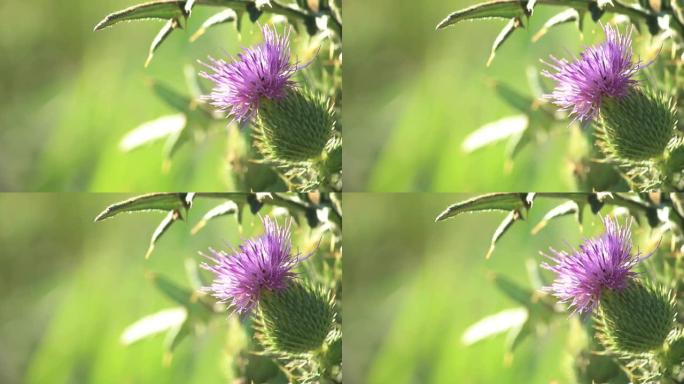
left=120, top=114, right=186, bottom=152
left=463, top=115, right=528, bottom=153
left=120, top=307, right=187, bottom=346
left=462, top=307, right=528, bottom=345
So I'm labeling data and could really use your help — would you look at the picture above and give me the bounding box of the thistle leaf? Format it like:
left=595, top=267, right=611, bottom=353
left=531, top=200, right=581, bottom=234
left=150, top=274, right=211, bottom=319
left=120, top=114, right=187, bottom=152
left=191, top=201, right=240, bottom=234
left=532, top=8, right=580, bottom=42
left=462, top=307, right=528, bottom=346
left=94, top=193, right=189, bottom=221
left=190, top=9, right=238, bottom=42
left=435, top=193, right=533, bottom=221
left=94, top=0, right=185, bottom=31
left=486, top=209, right=522, bottom=259
left=120, top=307, right=187, bottom=346
left=463, top=115, right=528, bottom=153
left=146, top=18, right=180, bottom=67
left=492, top=81, right=535, bottom=113
left=436, top=0, right=525, bottom=29
left=487, top=17, right=522, bottom=66
left=145, top=210, right=180, bottom=259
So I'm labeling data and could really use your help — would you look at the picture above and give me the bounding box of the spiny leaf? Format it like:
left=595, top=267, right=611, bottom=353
left=463, top=115, right=528, bottom=153
left=120, top=114, right=186, bottom=152
left=531, top=200, right=581, bottom=234
left=462, top=307, right=528, bottom=346
left=94, top=193, right=188, bottom=222
left=191, top=201, right=240, bottom=234
left=532, top=8, right=580, bottom=42
left=145, top=210, right=180, bottom=259
left=486, top=209, right=522, bottom=259
left=94, top=0, right=185, bottom=31
left=487, top=17, right=522, bottom=66
left=435, top=193, right=533, bottom=221
left=146, top=18, right=180, bottom=67
left=190, top=9, right=238, bottom=42
left=120, top=307, right=187, bottom=346
left=436, top=0, right=526, bottom=29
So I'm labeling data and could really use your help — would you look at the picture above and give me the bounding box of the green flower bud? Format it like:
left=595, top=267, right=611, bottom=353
left=254, top=89, right=335, bottom=163
left=597, top=89, right=677, bottom=162
left=596, top=281, right=677, bottom=355
left=256, top=282, right=335, bottom=355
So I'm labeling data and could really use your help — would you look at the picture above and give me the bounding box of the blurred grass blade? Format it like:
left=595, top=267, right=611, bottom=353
left=487, top=17, right=521, bottom=66
left=184, top=64, right=207, bottom=98
left=146, top=18, right=180, bottom=67
left=191, top=201, right=239, bottom=234
left=185, top=0, right=197, bottom=14
left=120, top=307, right=187, bottom=346
left=531, top=200, right=581, bottom=234
left=150, top=274, right=211, bottom=319
left=94, top=0, right=185, bottom=31
left=505, top=317, right=531, bottom=353
left=146, top=210, right=180, bottom=259
left=462, top=307, right=528, bottom=345
left=164, top=320, right=190, bottom=360
left=94, top=193, right=188, bottom=221
left=190, top=9, right=238, bottom=42
left=436, top=0, right=525, bottom=29
left=491, top=273, right=534, bottom=306
left=486, top=209, right=521, bottom=259
left=435, top=193, right=532, bottom=221
left=120, top=114, right=186, bottom=152
left=492, top=81, right=534, bottom=113
left=463, top=115, right=528, bottom=153
left=532, top=8, right=580, bottom=42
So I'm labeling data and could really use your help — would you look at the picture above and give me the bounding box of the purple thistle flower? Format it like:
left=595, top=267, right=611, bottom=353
left=200, top=25, right=301, bottom=122
left=542, top=24, right=643, bottom=122
left=201, top=216, right=303, bottom=314
left=541, top=216, right=649, bottom=314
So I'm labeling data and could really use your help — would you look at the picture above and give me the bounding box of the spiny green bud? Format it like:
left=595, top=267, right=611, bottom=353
left=254, top=89, right=335, bottom=163
left=255, top=282, right=335, bottom=355
left=596, top=89, right=677, bottom=162
left=596, top=281, right=677, bottom=355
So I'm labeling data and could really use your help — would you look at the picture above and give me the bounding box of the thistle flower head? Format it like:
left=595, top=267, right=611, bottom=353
left=202, top=216, right=302, bottom=314
left=542, top=24, right=643, bottom=122
left=200, top=25, right=301, bottom=122
left=541, top=216, right=648, bottom=314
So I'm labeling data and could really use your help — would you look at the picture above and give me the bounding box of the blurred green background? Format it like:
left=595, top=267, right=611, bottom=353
left=0, top=193, right=293, bottom=383
left=344, top=193, right=604, bottom=383
left=0, top=1, right=276, bottom=191
left=345, top=0, right=600, bottom=192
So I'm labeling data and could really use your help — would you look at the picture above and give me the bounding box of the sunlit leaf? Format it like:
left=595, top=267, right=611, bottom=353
left=120, top=307, right=187, bottom=346
left=531, top=200, right=581, bottom=234
left=532, top=8, right=580, bottom=42
left=462, top=307, right=528, bottom=345
left=145, top=210, right=180, bottom=259
left=191, top=201, right=240, bottom=234
left=487, top=17, right=522, bottom=66
left=94, top=193, right=188, bottom=222
left=145, top=18, right=180, bottom=67
left=190, top=9, right=238, bottom=42
left=94, top=1, right=185, bottom=31
left=463, top=115, right=528, bottom=153
left=435, top=193, right=533, bottom=221
left=486, top=209, right=522, bottom=259
left=120, top=114, right=186, bottom=152
left=436, top=0, right=526, bottom=29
